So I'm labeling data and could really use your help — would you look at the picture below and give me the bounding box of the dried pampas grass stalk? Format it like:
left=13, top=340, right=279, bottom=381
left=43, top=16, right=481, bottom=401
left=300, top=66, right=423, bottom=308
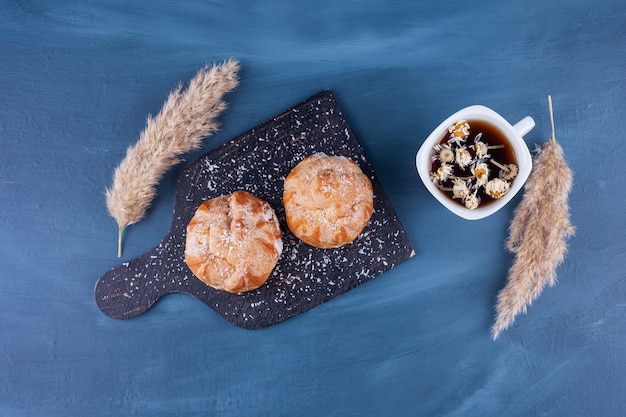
left=492, top=96, right=575, bottom=340
left=106, top=59, right=240, bottom=257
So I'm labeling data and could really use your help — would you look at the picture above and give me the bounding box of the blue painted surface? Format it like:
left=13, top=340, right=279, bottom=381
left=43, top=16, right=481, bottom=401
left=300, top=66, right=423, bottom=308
left=1, top=1, right=625, bottom=416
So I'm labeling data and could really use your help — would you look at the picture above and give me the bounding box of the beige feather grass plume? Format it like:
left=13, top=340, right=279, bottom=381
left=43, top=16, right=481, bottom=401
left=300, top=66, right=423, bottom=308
left=492, top=96, right=575, bottom=340
left=106, top=59, right=240, bottom=257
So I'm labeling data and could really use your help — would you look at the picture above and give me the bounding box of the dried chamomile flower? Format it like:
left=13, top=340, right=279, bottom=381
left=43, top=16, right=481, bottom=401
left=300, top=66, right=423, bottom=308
left=431, top=143, right=455, bottom=163
left=464, top=192, right=480, bottom=209
left=471, top=162, right=490, bottom=187
left=431, top=163, right=453, bottom=183
left=485, top=178, right=510, bottom=199
left=455, top=146, right=473, bottom=169
left=448, top=120, right=470, bottom=138
left=447, top=120, right=470, bottom=146
left=472, top=140, right=490, bottom=159
left=452, top=179, right=471, bottom=200
left=502, top=163, right=519, bottom=181
left=491, top=159, right=519, bottom=181
left=472, top=137, right=505, bottom=160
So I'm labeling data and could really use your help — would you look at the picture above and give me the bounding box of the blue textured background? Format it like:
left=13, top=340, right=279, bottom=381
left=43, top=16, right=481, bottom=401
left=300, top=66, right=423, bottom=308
left=2, top=1, right=625, bottom=416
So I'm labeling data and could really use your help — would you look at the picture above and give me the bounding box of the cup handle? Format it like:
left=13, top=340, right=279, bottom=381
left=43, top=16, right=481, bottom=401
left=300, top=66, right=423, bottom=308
left=513, top=116, right=535, bottom=137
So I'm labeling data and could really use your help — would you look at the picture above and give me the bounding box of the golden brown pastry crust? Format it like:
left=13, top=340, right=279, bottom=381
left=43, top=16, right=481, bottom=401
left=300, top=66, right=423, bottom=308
left=283, top=153, right=373, bottom=248
left=184, top=190, right=282, bottom=293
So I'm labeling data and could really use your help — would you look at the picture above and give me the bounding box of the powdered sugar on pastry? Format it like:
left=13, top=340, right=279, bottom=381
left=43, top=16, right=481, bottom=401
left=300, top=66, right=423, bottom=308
left=283, top=153, right=374, bottom=248
left=184, top=190, right=282, bottom=293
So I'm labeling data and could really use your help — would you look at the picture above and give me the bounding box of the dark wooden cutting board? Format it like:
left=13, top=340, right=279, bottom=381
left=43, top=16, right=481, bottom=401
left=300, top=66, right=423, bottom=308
left=94, top=90, right=415, bottom=329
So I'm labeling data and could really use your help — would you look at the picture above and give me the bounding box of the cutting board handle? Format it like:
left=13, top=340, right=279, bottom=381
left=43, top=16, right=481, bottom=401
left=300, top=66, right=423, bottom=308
left=94, top=234, right=185, bottom=319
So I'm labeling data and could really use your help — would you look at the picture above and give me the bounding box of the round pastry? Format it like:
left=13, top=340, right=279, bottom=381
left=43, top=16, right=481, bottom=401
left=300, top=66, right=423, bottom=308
left=184, top=190, right=282, bottom=293
left=283, top=152, right=374, bottom=248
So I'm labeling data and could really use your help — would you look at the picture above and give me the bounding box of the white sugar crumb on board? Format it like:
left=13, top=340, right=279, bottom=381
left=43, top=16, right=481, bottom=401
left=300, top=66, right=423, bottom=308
left=203, top=160, right=220, bottom=172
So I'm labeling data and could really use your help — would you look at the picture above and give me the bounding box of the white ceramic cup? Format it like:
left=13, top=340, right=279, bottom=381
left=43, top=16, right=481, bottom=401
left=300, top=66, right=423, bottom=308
left=416, top=105, right=534, bottom=220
